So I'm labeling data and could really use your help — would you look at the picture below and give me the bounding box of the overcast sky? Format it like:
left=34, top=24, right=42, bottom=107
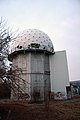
left=0, top=0, right=80, bottom=81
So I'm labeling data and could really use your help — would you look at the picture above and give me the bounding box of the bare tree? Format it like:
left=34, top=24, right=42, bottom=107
left=0, top=18, right=30, bottom=100
left=0, top=18, right=12, bottom=79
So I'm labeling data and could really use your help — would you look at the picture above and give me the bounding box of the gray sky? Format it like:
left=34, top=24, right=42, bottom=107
left=0, top=0, right=80, bottom=81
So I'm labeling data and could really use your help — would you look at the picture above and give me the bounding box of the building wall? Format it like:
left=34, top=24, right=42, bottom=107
left=31, top=53, right=50, bottom=100
left=11, top=53, right=31, bottom=99
left=49, top=50, right=70, bottom=99
left=12, top=52, right=50, bottom=100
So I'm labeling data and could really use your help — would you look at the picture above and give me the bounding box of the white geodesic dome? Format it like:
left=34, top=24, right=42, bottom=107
left=10, top=29, right=54, bottom=53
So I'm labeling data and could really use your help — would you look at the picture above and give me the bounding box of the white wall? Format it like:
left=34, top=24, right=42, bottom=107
left=49, top=50, right=70, bottom=99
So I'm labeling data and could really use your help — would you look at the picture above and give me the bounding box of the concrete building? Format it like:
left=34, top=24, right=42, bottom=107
left=50, top=51, right=70, bottom=99
left=8, top=29, right=70, bottom=100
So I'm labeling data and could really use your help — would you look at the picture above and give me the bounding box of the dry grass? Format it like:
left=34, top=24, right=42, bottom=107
left=0, top=98, right=80, bottom=120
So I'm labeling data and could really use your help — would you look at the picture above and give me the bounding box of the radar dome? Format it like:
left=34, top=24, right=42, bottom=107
left=10, top=29, right=54, bottom=54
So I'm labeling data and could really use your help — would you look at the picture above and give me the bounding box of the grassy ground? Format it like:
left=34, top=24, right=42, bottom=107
left=0, top=98, right=80, bottom=120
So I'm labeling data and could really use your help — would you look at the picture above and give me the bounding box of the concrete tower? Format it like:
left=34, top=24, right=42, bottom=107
left=8, top=29, right=54, bottom=100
